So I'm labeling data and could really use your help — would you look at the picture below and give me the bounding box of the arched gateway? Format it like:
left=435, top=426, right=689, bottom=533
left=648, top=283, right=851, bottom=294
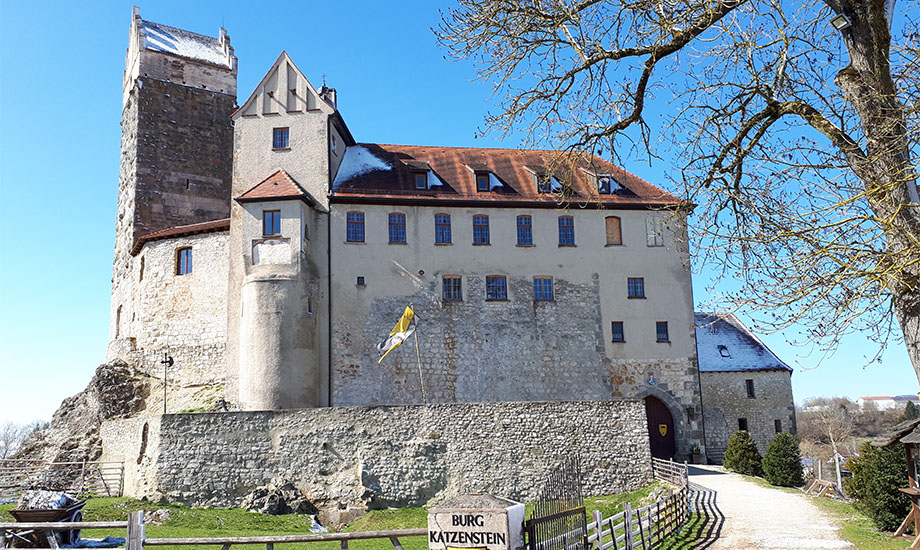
left=644, top=396, right=676, bottom=459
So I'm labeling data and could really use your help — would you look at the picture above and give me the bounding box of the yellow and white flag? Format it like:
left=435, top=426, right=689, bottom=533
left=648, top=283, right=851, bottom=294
left=376, top=306, right=417, bottom=363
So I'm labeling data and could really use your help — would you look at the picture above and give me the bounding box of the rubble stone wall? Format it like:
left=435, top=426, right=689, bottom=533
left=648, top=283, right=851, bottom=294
left=102, top=400, right=653, bottom=509
left=107, top=232, right=229, bottom=406
left=700, top=370, right=796, bottom=460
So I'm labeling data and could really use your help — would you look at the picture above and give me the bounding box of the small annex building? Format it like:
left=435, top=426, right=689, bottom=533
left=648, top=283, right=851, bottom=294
left=695, top=312, right=797, bottom=462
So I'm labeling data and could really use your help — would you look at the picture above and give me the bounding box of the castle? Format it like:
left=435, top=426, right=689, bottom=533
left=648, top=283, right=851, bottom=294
left=97, top=8, right=795, bottom=506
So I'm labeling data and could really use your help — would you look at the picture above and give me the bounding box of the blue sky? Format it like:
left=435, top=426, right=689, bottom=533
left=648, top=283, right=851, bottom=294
left=0, top=0, right=916, bottom=425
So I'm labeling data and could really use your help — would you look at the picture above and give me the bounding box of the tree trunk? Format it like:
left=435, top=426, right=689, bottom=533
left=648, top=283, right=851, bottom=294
left=831, top=0, right=920, bottom=378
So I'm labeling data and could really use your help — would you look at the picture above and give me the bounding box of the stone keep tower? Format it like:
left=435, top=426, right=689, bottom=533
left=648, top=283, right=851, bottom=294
left=110, top=7, right=237, bottom=343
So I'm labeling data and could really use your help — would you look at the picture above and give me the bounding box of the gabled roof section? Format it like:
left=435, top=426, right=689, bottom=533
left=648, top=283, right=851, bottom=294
left=873, top=418, right=920, bottom=447
left=236, top=170, right=316, bottom=205
left=695, top=312, right=793, bottom=373
left=330, top=144, right=681, bottom=208
left=131, top=219, right=230, bottom=256
left=139, top=19, right=232, bottom=68
left=233, top=51, right=328, bottom=118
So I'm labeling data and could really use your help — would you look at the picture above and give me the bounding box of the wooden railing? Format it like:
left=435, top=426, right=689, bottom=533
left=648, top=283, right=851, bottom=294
left=1, top=512, right=427, bottom=550
left=579, top=458, right=690, bottom=550
left=586, top=485, right=689, bottom=550
left=0, top=460, right=124, bottom=500
left=650, top=457, right=688, bottom=488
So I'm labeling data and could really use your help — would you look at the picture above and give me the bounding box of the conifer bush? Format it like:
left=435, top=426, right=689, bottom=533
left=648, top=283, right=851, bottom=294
left=722, top=430, right=762, bottom=476
left=762, top=432, right=805, bottom=487
left=844, top=441, right=910, bottom=531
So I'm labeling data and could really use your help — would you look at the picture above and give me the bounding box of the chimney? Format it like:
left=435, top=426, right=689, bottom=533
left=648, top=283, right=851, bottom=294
left=320, top=85, right=337, bottom=110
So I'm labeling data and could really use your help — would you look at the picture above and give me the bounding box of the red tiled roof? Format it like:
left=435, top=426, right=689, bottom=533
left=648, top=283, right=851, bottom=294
left=236, top=170, right=311, bottom=202
left=330, top=144, right=682, bottom=208
left=131, top=218, right=230, bottom=256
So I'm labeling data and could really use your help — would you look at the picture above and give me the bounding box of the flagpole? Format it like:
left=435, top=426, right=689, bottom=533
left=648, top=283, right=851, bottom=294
left=414, top=327, right=427, bottom=404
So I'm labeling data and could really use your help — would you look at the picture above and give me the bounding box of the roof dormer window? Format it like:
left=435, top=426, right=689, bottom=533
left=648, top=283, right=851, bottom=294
left=718, top=345, right=731, bottom=357
left=476, top=172, right=490, bottom=192
left=596, top=174, right=622, bottom=194
left=413, top=171, right=428, bottom=190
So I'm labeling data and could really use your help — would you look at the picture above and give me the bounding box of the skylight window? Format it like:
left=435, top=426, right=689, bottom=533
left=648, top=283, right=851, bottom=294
left=718, top=345, right=731, bottom=358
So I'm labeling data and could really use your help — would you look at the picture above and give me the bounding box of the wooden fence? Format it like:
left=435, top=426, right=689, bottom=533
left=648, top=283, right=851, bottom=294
left=583, top=458, right=690, bottom=550
left=1, top=458, right=690, bottom=550
left=0, top=460, right=124, bottom=500
left=0, top=512, right=426, bottom=550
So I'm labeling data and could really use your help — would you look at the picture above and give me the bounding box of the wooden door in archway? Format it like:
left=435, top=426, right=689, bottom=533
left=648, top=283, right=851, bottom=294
left=645, top=396, right=676, bottom=459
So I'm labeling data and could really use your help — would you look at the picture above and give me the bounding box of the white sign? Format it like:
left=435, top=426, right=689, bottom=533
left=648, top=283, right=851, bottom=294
left=428, top=495, right=525, bottom=550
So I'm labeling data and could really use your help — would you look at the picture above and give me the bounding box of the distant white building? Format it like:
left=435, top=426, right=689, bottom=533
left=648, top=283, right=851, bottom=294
left=857, top=395, right=920, bottom=411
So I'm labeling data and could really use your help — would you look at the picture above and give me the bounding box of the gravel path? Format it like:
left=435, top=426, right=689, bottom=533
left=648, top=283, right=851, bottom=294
left=688, top=465, right=852, bottom=549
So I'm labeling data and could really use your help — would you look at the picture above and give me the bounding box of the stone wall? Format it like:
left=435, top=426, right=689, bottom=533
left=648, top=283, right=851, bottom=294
left=101, top=400, right=653, bottom=510
left=108, top=231, right=229, bottom=412
left=700, top=370, right=796, bottom=461
left=112, top=75, right=235, bottom=346
left=328, top=204, right=703, bottom=456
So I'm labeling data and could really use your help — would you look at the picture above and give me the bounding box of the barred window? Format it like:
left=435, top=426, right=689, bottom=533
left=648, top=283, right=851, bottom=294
left=558, top=216, right=575, bottom=246
left=627, top=277, right=645, bottom=298
left=388, top=213, right=407, bottom=243
left=517, top=215, right=533, bottom=245
left=656, top=321, right=669, bottom=342
left=533, top=276, right=554, bottom=301
left=611, top=322, right=625, bottom=342
left=442, top=276, right=462, bottom=301
left=435, top=214, right=452, bottom=244
left=486, top=276, right=508, bottom=301
left=346, top=211, right=365, bottom=242
left=473, top=215, right=490, bottom=245
left=272, top=127, right=289, bottom=149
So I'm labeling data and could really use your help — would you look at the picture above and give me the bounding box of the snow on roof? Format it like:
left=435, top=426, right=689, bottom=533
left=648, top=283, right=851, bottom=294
left=333, top=146, right=392, bottom=188
left=695, top=312, right=793, bottom=373
left=141, top=20, right=229, bottom=67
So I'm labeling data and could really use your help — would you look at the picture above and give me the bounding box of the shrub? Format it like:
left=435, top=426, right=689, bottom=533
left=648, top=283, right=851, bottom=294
left=762, top=432, right=805, bottom=487
left=723, top=430, right=762, bottom=476
left=844, top=441, right=910, bottom=531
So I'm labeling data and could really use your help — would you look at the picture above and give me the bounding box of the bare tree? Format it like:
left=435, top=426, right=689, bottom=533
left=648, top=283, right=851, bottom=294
left=437, top=1, right=920, bottom=376
left=0, top=421, right=47, bottom=459
left=0, top=422, right=26, bottom=459
left=800, top=402, right=854, bottom=489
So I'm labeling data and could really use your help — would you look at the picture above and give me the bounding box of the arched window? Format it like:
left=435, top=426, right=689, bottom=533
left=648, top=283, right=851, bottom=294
left=389, top=213, right=407, bottom=243
left=605, top=216, right=622, bottom=245
left=434, top=213, right=451, bottom=244
left=558, top=216, right=575, bottom=246
left=516, top=215, right=532, bottom=245
left=473, top=215, right=490, bottom=244
left=346, top=211, right=365, bottom=242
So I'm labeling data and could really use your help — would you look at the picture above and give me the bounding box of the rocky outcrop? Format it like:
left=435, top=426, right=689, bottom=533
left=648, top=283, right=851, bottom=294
left=240, top=477, right=319, bottom=516
left=17, top=360, right=150, bottom=462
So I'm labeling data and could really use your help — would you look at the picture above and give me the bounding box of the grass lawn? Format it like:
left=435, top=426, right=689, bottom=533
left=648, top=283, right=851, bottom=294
left=810, top=497, right=911, bottom=550
left=0, top=483, right=663, bottom=550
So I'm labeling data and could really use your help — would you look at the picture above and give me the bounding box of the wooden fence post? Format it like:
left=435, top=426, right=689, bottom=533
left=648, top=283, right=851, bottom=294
left=592, top=510, right=602, bottom=550
left=126, top=511, right=144, bottom=550
left=623, top=503, right=632, bottom=550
